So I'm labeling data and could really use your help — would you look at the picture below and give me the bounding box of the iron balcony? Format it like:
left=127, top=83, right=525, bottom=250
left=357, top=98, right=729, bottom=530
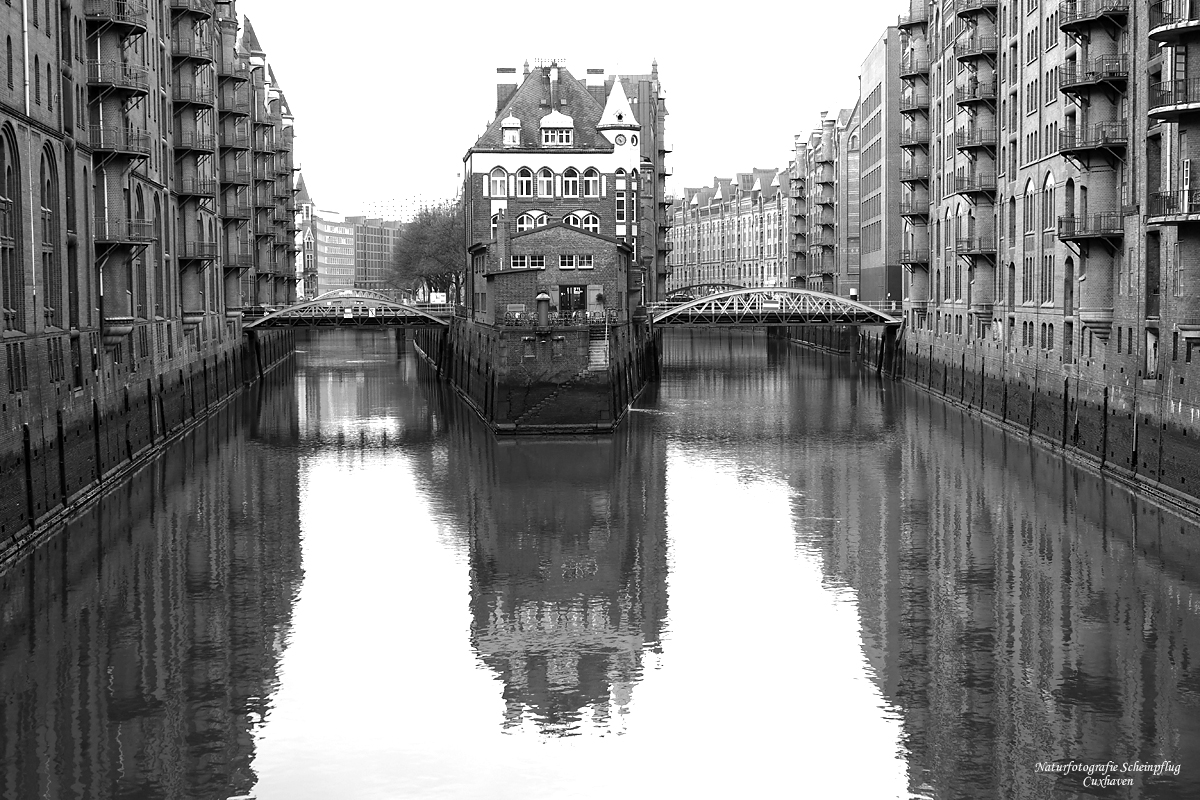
left=220, top=168, right=251, bottom=185
left=899, top=248, right=931, bottom=265
left=87, top=61, right=149, bottom=93
left=1146, top=191, right=1200, bottom=223
left=899, top=55, right=930, bottom=79
left=89, top=126, right=151, bottom=157
left=170, top=37, right=213, bottom=61
left=169, top=0, right=215, bottom=14
left=900, top=165, right=930, bottom=183
left=174, top=130, right=215, bottom=152
left=899, top=93, right=931, bottom=113
left=217, top=62, right=251, bottom=82
left=175, top=177, right=217, bottom=197
left=1057, top=213, right=1125, bottom=241
left=899, top=201, right=930, bottom=219
left=954, top=173, right=997, bottom=196
left=1149, top=0, right=1200, bottom=43
left=222, top=201, right=251, bottom=219
left=955, top=35, right=998, bottom=62
left=84, top=0, right=148, bottom=30
left=1058, top=122, right=1128, bottom=156
left=955, top=128, right=998, bottom=151
left=94, top=216, right=154, bottom=244
left=219, top=129, right=251, bottom=150
left=897, top=9, right=928, bottom=30
left=957, top=0, right=998, bottom=15
left=173, top=83, right=215, bottom=106
left=1149, top=78, right=1200, bottom=120
left=956, top=235, right=997, bottom=255
left=900, top=130, right=930, bottom=149
left=1058, top=55, right=1129, bottom=94
left=955, top=81, right=998, bottom=106
left=179, top=241, right=219, bottom=260
left=1061, top=0, right=1131, bottom=34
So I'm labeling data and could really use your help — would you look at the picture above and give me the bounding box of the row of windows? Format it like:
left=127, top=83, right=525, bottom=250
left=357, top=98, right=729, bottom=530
left=510, top=254, right=594, bottom=270
left=496, top=212, right=602, bottom=235
left=488, top=167, right=635, bottom=199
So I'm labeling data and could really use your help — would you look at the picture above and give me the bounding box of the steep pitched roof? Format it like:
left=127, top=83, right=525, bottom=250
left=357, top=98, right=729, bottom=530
left=472, top=66, right=610, bottom=152
left=294, top=173, right=312, bottom=205
left=241, top=16, right=264, bottom=56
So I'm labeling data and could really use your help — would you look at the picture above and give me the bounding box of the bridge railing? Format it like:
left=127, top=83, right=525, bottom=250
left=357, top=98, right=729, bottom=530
left=502, top=309, right=620, bottom=326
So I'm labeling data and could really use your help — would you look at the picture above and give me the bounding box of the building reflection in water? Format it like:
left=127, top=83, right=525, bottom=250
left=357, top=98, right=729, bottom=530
left=423, top=390, right=669, bottom=736
left=0, top=370, right=303, bottom=800
left=653, top=330, right=1200, bottom=799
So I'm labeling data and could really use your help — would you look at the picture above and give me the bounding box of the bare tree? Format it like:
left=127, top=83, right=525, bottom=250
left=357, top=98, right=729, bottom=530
left=386, top=201, right=465, bottom=301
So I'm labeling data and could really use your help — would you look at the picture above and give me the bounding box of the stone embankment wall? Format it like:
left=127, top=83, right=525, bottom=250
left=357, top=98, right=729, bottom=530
left=414, top=319, right=658, bottom=433
left=792, top=326, right=1200, bottom=512
left=0, top=329, right=295, bottom=561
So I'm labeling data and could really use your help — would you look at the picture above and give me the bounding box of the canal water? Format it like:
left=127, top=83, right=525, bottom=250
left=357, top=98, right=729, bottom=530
left=2, top=328, right=1199, bottom=799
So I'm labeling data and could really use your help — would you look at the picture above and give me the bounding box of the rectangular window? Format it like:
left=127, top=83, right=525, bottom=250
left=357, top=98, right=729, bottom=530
left=511, top=255, right=528, bottom=269
left=528, top=255, right=545, bottom=269
left=578, top=255, right=593, bottom=269
left=560, top=255, right=576, bottom=269
left=616, top=192, right=626, bottom=223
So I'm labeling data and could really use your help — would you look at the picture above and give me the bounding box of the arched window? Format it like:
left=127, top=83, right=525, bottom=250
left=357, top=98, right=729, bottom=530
left=34, top=55, right=40, bottom=104
left=1023, top=180, right=1035, bottom=232
left=1, top=128, right=25, bottom=332
left=581, top=213, right=599, bottom=233
left=562, top=168, right=579, bottom=197
left=489, top=168, right=506, bottom=197
left=46, top=62, right=51, bottom=110
left=154, top=195, right=164, bottom=318
left=1042, top=173, right=1055, bottom=230
left=40, top=151, right=60, bottom=328
left=516, top=211, right=547, bottom=232
left=537, top=168, right=553, bottom=197
left=516, top=168, right=533, bottom=197
left=6, top=37, right=11, bottom=90
left=489, top=213, right=498, bottom=239
left=582, top=168, right=599, bottom=197
left=563, top=213, right=581, bottom=228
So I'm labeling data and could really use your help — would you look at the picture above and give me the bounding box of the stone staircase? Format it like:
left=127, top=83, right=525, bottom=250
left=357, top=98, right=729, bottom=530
left=513, top=369, right=589, bottom=425
left=588, top=326, right=609, bottom=371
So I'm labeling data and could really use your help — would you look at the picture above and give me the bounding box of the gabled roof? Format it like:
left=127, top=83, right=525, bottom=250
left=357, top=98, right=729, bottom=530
left=597, top=80, right=638, bottom=130
left=472, top=65, right=610, bottom=152
left=241, top=16, right=264, bottom=56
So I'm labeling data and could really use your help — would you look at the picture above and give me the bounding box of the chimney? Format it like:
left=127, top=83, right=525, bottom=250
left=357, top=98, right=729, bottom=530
left=549, top=63, right=559, bottom=109
left=496, top=67, right=518, bottom=114
left=587, top=68, right=606, bottom=105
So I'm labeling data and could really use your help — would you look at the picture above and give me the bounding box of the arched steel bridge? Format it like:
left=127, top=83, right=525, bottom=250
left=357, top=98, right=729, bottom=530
left=244, top=290, right=453, bottom=329
left=649, top=288, right=903, bottom=327
left=665, top=282, right=746, bottom=299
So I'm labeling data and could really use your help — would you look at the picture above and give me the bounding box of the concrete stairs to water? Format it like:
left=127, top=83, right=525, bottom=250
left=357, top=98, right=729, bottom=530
left=588, top=327, right=609, bottom=371
left=513, top=369, right=591, bottom=425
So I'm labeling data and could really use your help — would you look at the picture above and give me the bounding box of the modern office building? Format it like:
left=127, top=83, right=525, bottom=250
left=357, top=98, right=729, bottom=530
left=860, top=28, right=905, bottom=305
left=345, top=216, right=404, bottom=295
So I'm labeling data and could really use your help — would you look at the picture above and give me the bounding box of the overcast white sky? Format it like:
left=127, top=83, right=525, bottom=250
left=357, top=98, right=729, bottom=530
left=237, top=0, right=905, bottom=217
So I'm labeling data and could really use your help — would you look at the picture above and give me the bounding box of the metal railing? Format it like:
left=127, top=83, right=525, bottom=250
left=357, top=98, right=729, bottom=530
left=900, top=201, right=930, bottom=216
left=1150, top=0, right=1200, bottom=33
left=175, top=177, right=217, bottom=196
left=169, top=0, right=214, bottom=13
left=179, top=241, right=219, bottom=259
left=900, top=93, right=931, bottom=112
left=94, top=216, right=154, bottom=242
left=220, top=168, right=251, bottom=185
left=1056, top=213, right=1125, bottom=237
left=956, top=235, right=998, bottom=253
left=1062, top=0, right=1130, bottom=27
left=954, top=173, right=997, bottom=193
left=174, top=130, right=215, bottom=151
left=219, top=130, right=250, bottom=149
left=84, top=0, right=148, bottom=26
left=955, top=80, right=998, bottom=104
left=955, top=35, right=998, bottom=59
left=955, top=127, right=998, bottom=148
left=89, top=126, right=151, bottom=155
left=1059, top=121, right=1128, bottom=151
left=1147, top=191, right=1200, bottom=217
left=899, top=248, right=931, bottom=263
left=900, top=130, right=930, bottom=147
left=1150, top=78, right=1200, bottom=111
left=1059, top=54, right=1129, bottom=90
left=221, top=201, right=251, bottom=219
left=172, top=83, right=214, bottom=105
left=958, top=0, right=998, bottom=12
left=900, top=165, right=930, bottom=182
left=170, top=37, right=213, bottom=60
left=86, top=60, right=149, bottom=91
left=898, top=8, right=927, bottom=27
left=900, top=55, right=930, bottom=76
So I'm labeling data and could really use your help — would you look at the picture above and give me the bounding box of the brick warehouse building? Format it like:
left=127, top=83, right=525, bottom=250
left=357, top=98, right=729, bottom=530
left=427, top=61, right=662, bottom=431
left=0, top=1, right=296, bottom=546
left=875, top=0, right=1200, bottom=506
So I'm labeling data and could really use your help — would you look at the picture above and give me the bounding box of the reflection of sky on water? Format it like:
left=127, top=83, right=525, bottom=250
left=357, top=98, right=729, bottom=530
left=252, top=329, right=912, bottom=799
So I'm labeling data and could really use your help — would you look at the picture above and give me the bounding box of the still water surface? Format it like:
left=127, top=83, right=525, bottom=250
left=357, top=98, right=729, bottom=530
left=2, top=329, right=1199, bottom=799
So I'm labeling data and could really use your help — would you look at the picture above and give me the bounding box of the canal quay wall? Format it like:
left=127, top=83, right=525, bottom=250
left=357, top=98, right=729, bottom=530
left=792, top=326, right=1200, bottom=513
left=0, top=328, right=295, bottom=562
left=414, top=318, right=659, bottom=434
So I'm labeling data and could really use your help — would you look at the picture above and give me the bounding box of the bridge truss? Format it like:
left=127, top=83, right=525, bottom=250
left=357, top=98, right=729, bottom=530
left=244, top=291, right=452, bottom=329
left=650, top=288, right=902, bottom=327
left=665, top=283, right=746, bottom=300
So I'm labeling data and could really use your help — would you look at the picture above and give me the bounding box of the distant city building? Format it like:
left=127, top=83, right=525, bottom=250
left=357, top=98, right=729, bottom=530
left=345, top=217, right=404, bottom=294
left=859, top=28, right=904, bottom=306
left=665, top=169, right=790, bottom=291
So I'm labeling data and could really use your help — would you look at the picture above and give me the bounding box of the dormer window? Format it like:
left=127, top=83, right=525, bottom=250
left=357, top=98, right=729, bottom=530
left=542, top=128, right=573, bottom=146
left=504, top=128, right=520, bottom=146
